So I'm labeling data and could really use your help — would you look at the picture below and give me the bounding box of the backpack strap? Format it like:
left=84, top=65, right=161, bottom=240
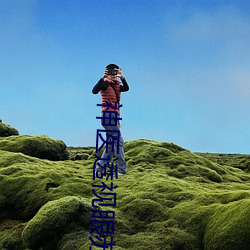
left=109, top=82, right=120, bottom=106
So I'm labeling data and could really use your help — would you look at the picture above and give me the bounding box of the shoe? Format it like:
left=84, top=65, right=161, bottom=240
left=118, top=171, right=126, bottom=176
left=95, top=168, right=104, bottom=177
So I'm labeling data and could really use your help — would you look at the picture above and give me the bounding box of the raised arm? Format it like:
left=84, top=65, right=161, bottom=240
left=120, top=78, right=129, bottom=92
left=92, top=69, right=109, bottom=94
left=92, top=78, right=109, bottom=94
left=117, top=68, right=129, bottom=92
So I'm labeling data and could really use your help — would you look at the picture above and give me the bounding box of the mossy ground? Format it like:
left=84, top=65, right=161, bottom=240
left=0, top=135, right=69, bottom=160
left=1, top=137, right=250, bottom=249
left=0, top=121, right=19, bottom=137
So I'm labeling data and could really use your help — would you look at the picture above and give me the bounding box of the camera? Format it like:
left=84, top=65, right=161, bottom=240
left=107, top=69, right=118, bottom=75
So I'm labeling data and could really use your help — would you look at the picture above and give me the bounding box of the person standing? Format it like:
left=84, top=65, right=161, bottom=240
left=92, top=64, right=129, bottom=176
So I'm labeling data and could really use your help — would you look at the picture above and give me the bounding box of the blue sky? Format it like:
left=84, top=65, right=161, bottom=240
left=1, top=0, right=250, bottom=153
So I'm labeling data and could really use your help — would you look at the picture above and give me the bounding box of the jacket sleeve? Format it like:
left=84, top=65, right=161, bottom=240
left=120, top=78, right=129, bottom=92
left=92, top=78, right=109, bottom=94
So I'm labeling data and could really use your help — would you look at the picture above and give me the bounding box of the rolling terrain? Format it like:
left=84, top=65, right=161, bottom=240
left=1, top=120, right=250, bottom=249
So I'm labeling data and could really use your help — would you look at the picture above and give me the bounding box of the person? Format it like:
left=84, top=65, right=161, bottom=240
left=92, top=64, right=129, bottom=176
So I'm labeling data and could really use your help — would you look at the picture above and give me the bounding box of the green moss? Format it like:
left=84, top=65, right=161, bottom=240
left=124, top=139, right=184, bottom=165
left=0, top=134, right=69, bottom=160
left=22, top=196, right=91, bottom=249
left=197, top=153, right=250, bottom=172
left=67, top=146, right=95, bottom=160
left=0, top=121, right=19, bottom=137
left=0, top=220, right=26, bottom=250
left=204, top=199, right=250, bottom=250
left=116, top=229, right=198, bottom=250
left=120, top=198, right=168, bottom=232
left=58, top=231, right=90, bottom=250
left=1, top=137, right=250, bottom=249
left=0, top=150, right=93, bottom=221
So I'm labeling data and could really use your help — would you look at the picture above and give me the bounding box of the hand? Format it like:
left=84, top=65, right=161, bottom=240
left=102, top=69, right=108, bottom=79
left=117, top=68, right=124, bottom=79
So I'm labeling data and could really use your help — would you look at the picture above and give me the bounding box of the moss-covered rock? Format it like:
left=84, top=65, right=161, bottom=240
left=204, top=199, right=250, bottom=250
left=120, top=198, right=168, bottom=232
left=22, top=196, right=92, bottom=249
left=124, top=139, right=185, bottom=165
left=68, top=146, right=94, bottom=160
left=0, top=220, right=26, bottom=250
left=198, top=153, right=250, bottom=172
left=116, top=229, right=198, bottom=250
left=0, top=150, right=93, bottom=222
left=0, top=120, right=19, bottom=137
left=0, top=134, right=69, bottom=160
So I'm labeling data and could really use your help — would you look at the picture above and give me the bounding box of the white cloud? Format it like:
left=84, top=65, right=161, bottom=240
left=165, top=6, right=250, bottom=69
left=162, top=5, right=250, bottom=103
left=170, top=6, right=250, bottom=43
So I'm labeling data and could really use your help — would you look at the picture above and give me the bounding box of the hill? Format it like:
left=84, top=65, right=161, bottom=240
left=1, top=120, right=250, bottom=249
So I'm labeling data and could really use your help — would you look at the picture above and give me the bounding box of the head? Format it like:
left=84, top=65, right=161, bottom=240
left=106, top=64, right=119, bottom=81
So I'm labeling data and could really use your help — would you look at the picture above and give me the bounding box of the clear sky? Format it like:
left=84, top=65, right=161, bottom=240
left=1, top=0, right=250, bottom=154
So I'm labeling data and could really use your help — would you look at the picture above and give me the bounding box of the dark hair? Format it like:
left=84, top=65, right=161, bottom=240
left=106, top=64, right=119, bottom=69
